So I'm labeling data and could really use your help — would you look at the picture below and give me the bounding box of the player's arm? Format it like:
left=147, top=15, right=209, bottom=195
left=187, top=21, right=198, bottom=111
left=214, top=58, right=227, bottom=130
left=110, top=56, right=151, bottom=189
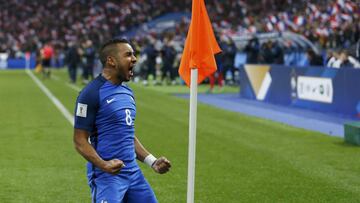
left=73, top=128, right=125, bottom=175
left=134, top=136, right=171, bottom=174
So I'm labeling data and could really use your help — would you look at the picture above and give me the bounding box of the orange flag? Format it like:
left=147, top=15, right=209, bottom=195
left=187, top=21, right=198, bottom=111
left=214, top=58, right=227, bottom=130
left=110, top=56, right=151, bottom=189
left=178, top=0, right=222, bottom=86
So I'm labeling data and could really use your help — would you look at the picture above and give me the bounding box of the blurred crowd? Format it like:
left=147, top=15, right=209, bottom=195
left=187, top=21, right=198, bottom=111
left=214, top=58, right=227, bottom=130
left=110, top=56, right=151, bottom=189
left=1, top=0, right=359, bottom=85
left=0, top=0, right=191, bottom=57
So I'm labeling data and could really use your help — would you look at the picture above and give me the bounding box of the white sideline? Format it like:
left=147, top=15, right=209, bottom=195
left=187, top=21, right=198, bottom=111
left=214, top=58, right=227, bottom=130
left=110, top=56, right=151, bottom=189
left=66, top=83, right=82, bottom=92
left=51, top=73, right=82, bottom=92
left=25, top=69, right=74, bottom=126
left=51, top=74, right=60, bottom=81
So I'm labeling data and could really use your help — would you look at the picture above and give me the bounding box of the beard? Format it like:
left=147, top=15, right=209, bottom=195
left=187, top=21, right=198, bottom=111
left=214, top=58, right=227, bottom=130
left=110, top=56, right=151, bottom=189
left=117, top=71, right=129, bottom=82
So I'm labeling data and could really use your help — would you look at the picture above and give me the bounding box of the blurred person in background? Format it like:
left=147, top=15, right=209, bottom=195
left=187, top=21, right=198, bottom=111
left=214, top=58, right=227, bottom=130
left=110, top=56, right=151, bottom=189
left=259, top=40, right=284, bottom=65
left=65, top=41, right=81, bottom=84
left=339, top=50, right=360, bottom=68
left=220, top=37, right=237, bottom=85
left=260, top=41, right=274, bottom=64
left=207, top=54, right=224, bottom=93
left=161, top=37, right=177, bottom=85
left=82, top=39, right=96, bottom=84
left=356, top=39, right=360, bottom=62
left=41, top=42, right=54, bottom=78
left=306, top=49, right=323, bottom=66
left=142, top=39, right=157, bottom=85
left=155, top=50, right=163, bottom=85
left=244, top=36, right=260, bottom=64
left=34, top=49, right=43, bottom=73
left=271, top=41, right=284, bottom=65
left=73, top=39, right=171, bottom=203
left=326, top=49, right=341, bottom=68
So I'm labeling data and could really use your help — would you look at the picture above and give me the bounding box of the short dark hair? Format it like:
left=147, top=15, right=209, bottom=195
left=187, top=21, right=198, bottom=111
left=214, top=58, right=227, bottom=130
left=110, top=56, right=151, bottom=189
left=99, top=38, right=130, bottom=66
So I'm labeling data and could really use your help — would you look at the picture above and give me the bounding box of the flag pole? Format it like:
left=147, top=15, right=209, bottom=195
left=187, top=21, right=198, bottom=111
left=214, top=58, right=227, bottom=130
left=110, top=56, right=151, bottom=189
left=187, top=68, right=198, bottom=203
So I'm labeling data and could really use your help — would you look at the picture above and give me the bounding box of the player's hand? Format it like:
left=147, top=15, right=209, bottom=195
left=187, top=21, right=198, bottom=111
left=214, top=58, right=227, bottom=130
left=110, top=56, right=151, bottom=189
left=101, top=159, right=125, bottom=175
left=152, top=157, right=171, bottom=174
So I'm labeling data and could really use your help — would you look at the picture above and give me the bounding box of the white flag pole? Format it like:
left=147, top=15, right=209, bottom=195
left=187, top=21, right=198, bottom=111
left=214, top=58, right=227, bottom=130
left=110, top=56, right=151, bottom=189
left=187, top=68, right=198, bottom=203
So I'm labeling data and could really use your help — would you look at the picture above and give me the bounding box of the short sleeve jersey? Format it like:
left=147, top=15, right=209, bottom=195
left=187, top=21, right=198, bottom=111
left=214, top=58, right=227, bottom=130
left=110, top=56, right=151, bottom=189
left=74, top=75, right=137, bottom=174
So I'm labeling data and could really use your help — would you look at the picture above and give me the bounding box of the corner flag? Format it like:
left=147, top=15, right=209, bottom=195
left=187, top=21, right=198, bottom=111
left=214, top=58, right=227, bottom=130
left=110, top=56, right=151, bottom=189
left=178, top=0, right=222, bottom=86
left=178, top=1, right=221, bottom=203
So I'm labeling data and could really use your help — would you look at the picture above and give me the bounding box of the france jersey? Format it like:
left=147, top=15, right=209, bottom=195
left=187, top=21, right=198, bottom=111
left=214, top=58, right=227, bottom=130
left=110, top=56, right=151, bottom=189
left=74, top=75, right=157, bottom=203
left=74, top=75, right=138, bottom=179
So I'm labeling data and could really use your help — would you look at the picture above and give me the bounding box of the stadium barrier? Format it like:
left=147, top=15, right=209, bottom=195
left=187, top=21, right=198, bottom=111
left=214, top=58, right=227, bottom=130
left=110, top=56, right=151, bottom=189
left=0, top=54, right=36, bottom=69
left=7, top=57, right=36, bottom=69
left=344, top=122, right=360, bottom=145
left=239, top=64, right=360, bottom=119
left=0, top=56, right=66, bottom=69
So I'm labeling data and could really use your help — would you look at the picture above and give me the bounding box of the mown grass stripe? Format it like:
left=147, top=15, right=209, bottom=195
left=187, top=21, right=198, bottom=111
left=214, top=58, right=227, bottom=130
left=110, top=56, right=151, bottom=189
left=25, top=69, right=74, bottom=126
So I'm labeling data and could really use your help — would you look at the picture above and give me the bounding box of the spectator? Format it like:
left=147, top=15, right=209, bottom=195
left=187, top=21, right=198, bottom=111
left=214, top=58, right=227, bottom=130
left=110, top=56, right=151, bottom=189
left=65, top=41, right=81, bottom=83
left=271, top=41, right=284, bottom=64
left=306, top=49, right=323, bottom=66
left=326, top=49, right=341, bottom=68
left=82, top=39, right=96, bottom=83
left=220, top=37, right=237, bottom=85
left=260, top=41, right=274, bottom=64
left=356, top=39, right=360, bottom=62
left=260, top=40, right=283, bottom=64
left=244, top=36, right=260, bottom=64
left=1, top=0, right=359, bottom=79
left=339, top=50, right=360, bottom=68
left=142, top=39, right=157, bottom=85
left=207, top=54, right=224, bottom=93
left=161, top=38, right=177, bottom=85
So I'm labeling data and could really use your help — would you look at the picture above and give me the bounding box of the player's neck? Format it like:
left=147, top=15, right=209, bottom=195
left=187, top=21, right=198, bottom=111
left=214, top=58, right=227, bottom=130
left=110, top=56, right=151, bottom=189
left=102, top=68, right=123, bottom=85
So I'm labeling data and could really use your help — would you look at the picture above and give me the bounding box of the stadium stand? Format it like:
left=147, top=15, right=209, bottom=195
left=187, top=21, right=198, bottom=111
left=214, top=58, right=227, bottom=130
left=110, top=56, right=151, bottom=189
left=0, top=0, right=359, bottom=79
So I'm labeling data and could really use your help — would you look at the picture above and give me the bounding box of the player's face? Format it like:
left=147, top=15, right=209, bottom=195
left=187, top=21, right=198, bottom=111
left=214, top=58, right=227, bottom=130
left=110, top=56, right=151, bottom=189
left=113, top=43, right=137, bottom=82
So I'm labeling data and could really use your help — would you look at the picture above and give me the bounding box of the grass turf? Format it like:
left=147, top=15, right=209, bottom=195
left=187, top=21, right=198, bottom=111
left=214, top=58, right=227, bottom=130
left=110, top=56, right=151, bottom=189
left=0, top=69, right=360, bottom=202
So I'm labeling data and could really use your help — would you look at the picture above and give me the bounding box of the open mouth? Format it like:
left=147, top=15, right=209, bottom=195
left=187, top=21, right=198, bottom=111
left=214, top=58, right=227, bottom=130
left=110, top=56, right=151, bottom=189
left=129, top=66, right=134, bottom=77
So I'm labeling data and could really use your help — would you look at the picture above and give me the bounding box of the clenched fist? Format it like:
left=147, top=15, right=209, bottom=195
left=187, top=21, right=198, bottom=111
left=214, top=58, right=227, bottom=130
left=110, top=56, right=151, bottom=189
left=101, top=159, right=125, bottom=175
left=152, top=157, right=171, bottom=174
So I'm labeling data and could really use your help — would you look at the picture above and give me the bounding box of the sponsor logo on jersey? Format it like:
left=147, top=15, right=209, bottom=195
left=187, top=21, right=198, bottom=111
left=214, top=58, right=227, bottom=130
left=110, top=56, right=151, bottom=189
left=106, top=98, right=115, bottom=104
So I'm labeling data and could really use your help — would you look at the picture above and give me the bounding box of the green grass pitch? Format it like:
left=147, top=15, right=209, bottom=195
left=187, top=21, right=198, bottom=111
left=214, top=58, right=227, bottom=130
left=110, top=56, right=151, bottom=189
left=1, top=69, right=360, bottom=202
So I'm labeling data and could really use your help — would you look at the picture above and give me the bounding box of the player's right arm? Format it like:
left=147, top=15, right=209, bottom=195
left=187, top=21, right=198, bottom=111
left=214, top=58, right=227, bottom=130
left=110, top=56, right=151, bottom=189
left=73, top=84, right=124, bottom=175
left=73, top=129, right=124, bottom=175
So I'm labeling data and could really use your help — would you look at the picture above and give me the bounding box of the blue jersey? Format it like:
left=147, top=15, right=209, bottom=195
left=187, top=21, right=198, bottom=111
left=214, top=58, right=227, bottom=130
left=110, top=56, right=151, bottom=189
left=74, top=75, right=138, bottom=178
